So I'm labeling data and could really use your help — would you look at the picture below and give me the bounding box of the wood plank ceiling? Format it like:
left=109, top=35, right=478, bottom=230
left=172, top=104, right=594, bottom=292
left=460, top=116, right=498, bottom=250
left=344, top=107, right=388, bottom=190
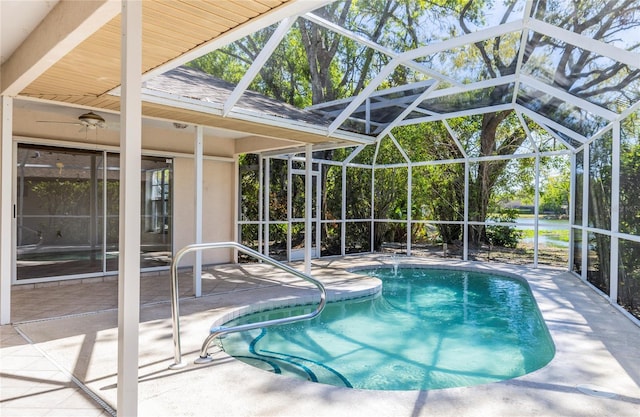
left=18, top=0, right=335, bottom=144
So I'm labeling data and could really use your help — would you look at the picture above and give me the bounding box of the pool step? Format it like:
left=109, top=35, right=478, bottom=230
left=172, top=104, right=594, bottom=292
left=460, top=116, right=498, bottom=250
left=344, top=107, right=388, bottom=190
left=241, top=348, right=353, bottom=388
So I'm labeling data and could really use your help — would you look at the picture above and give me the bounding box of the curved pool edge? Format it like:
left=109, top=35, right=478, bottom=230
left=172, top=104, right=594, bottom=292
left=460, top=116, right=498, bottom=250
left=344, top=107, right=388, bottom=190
left=196, top=256, right=636, bottom=395
left=208, top=256, right=560, bottom=364
left=221, top=260, right=557, bottom=390
left=348, top=259, right=558, bottom=359
left=207, top=268, right=382, bottom=331
left=149, top=255, right=640, bottom=416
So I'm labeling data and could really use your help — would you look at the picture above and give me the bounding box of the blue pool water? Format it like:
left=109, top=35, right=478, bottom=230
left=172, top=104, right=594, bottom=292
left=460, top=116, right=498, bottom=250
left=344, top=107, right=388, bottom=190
left=220, top=267, right=555, bottom=390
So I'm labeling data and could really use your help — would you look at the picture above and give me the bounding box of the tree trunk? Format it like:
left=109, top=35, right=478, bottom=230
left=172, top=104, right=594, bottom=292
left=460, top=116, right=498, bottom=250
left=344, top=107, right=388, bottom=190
left=468, top=109, right=528, bottom=246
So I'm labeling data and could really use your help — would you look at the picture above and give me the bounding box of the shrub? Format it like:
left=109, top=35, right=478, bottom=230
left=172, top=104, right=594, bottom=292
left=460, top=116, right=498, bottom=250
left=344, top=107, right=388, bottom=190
left=486, top=209, right=522, bottom=248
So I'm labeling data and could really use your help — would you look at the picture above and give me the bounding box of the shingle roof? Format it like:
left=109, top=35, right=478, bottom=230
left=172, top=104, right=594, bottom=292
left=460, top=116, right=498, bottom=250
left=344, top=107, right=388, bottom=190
left=144, top=66, right=332, bottom=128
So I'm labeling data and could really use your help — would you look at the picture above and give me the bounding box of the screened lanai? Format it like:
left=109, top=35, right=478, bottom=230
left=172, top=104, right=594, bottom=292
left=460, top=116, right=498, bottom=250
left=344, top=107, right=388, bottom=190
left=2, top=1, right=640, bottom=416
left=143, top=0, right=640, bottom=322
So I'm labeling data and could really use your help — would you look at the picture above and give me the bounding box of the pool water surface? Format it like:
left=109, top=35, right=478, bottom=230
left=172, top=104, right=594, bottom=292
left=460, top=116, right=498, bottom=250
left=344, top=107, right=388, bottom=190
left=220, top=267, right=555, bottom=390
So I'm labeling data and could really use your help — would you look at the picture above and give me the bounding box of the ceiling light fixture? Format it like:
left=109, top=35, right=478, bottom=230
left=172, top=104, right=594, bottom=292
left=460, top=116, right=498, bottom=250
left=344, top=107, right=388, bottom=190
left=78, top=112, right=106, bottom=129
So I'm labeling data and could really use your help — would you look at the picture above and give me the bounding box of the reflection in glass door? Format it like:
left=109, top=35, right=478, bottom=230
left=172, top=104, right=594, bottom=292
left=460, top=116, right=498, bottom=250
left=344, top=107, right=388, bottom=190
left=16, top=144, right=172, bottom=281
left=103, top=153, right=120, bottom=272
left=140, top=158, right=172, bottom=269
left=17, top=146, right=104, bottom=279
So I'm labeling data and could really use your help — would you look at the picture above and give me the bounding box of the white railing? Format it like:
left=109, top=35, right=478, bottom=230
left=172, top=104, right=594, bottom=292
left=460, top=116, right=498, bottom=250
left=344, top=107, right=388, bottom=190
left=169, top=241, right=326, bottom=369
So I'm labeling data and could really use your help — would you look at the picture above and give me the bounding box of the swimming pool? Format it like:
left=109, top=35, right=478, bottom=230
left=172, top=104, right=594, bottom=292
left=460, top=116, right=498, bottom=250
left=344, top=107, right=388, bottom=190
left=220, top=267, right=555, bottom=390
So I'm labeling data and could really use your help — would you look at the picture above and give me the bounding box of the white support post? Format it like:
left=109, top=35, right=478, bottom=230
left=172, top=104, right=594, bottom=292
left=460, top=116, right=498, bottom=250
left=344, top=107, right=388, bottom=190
left=463, top=161, right=469, bottom=261
left=533, top=154, right=540, bottom=267
left=264, top=157, right=270, bottom=257
left=365, top=99, right=371, bottom=134
left=0, top=96, right=13, bottom=325
left=117, top=1, right=142, bottom=416
left=258, top=156, right=263, bottom=254
left=304, top=145, right=313, bottom=275
left=581, top=145, right=589, bottom=280
left=371, top=141, right=381, bottom=253
left=371, top=166, right=376, bottom=254
left=316, top=170, right=321, bottom=257
left=568, top=152, right=576, bottom=271
left=193, top=126, right=203, bottom=297
left=610, top=122, right=621, bottom=303
left=233, top=155, right=239, bottom=263
left=341, top=164, right=347, bottom=256
left=286, top=156, right=292, bottom=261
left=102, top=153, right=109, bottom=272
left=407, top=165, right=412, bottom=256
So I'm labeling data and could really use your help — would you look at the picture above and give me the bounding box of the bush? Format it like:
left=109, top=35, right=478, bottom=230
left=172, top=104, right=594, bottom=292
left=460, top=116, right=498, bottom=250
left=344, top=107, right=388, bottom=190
left=486, top=209, right=522, bottom=248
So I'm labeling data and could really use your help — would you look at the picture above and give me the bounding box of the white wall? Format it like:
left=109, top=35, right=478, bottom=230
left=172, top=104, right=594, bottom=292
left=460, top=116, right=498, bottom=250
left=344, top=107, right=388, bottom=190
left=173, top=156, right=235, bottom=265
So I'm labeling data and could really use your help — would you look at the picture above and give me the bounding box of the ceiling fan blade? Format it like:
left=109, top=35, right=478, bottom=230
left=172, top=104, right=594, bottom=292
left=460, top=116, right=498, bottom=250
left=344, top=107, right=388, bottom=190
left=36, top=120, right=83, bottom=126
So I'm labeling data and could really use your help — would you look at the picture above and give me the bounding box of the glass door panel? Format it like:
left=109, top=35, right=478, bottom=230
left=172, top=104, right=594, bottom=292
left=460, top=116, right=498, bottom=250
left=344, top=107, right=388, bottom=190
left=140, top=157, right=172, bottom=268
left=16, top=145, right=173, bottom=280
left=16, top=145, right=103, bottom=279
left=104, top=154, right=120, bottom=271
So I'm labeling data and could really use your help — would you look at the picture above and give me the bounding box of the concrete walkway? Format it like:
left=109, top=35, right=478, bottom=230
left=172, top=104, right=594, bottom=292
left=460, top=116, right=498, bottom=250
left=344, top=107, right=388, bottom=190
left=2, top=256, right=640, bottom=416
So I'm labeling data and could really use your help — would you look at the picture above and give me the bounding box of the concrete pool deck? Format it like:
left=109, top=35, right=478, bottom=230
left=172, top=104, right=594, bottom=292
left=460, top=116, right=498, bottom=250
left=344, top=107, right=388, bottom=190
left=2, top=255, right=640, bottom=416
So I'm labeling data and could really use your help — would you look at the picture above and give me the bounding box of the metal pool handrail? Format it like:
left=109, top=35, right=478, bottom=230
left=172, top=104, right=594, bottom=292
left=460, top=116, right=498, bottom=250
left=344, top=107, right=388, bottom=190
left=169, top=241, right=326, bottom=369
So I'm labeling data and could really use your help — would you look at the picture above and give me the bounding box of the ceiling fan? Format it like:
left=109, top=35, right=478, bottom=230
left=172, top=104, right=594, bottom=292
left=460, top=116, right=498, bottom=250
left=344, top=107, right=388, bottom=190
left=77, top=111, right=106, bottom=129
left=37, top=111, right=107, bottom=129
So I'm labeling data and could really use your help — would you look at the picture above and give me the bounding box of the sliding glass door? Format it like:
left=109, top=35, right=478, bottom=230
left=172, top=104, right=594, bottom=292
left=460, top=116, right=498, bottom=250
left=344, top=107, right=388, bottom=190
left=16, top=144, right=172, bottom=281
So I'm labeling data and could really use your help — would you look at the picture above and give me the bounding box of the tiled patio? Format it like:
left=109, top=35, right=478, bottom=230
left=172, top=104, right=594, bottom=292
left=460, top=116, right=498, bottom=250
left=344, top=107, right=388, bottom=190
left=2, top=256, right=640, bottom=416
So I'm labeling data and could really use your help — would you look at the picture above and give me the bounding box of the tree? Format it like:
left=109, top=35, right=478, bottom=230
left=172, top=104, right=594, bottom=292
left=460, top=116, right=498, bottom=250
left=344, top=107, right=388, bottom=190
left=619, top=111, right=640, bottom=319
left=540, top=175, right=569, bottom=214
left=191, top=0, right=639, bottom=253
left=459, top=0, right=640, bottom=244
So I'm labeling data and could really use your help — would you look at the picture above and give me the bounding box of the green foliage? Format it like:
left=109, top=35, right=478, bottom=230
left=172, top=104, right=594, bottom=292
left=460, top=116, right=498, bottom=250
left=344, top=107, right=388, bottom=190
left=373, top=167, right=408, bottom=249
left=240, top=224, right=260, bottom=250
left=539, top=156, right=570, bottom=215
left=345, top=166, right=372, bottom=219
left=620, top=112, right=640, bottom=236
left=269, top=159, right=289, bottom=221
left=393, top=121, right=463, bottom=162
left=490, top=158, right=535, bottom=209
left=375, top=136, right=407, bottom=165
left=412, top=163, right=464, bottom=243
left=486, top=209, right=522, bottom=248
left=188, top=24, right=313, bottom=107
left=588, top=132, right=613, bottom=231
left=351, top=145, right=377, bottom=165
left=446, top=115, right=483, bottom=156
left=618, top=111, right=640, bottom=318
left=239, top=154, right=260, bottom=221
left=28, top=179, right=92, bottom=245
left=322, top=165, right=342, bottom=220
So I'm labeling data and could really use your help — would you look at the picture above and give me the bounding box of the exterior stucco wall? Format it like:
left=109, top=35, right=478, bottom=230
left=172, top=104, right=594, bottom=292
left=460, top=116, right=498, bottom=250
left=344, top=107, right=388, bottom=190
left=173, top=156, right=235, bottom=265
